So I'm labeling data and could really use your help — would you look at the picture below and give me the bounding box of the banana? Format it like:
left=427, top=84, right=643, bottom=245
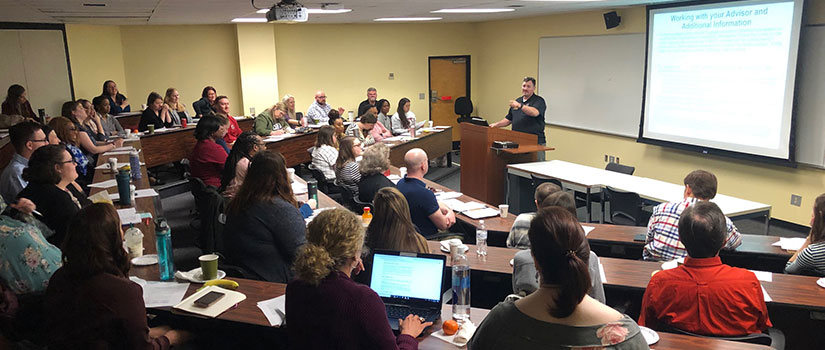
left=203, top=279, right=239, bottom=290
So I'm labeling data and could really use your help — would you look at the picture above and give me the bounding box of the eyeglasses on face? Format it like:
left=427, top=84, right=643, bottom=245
left=59, top=159, right=77, bottom=165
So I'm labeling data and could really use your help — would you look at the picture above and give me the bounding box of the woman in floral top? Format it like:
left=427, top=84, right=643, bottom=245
left=469, top=207, right=648, bottom=350
left=0, top=197, right=61, bottom=294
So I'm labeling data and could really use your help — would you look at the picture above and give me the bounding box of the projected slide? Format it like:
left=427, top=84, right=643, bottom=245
left=370, top=254, right=442, bottom=302
left=641, top=0, right=802, bottom=161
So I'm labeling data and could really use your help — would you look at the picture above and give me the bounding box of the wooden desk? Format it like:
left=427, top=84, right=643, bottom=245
left=385, top=127, right=452, bottom=168
left=262, top=131, right=317, bottom=167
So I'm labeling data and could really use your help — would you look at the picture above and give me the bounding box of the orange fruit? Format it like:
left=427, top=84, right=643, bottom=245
left=443, top=319, right=459, bottom=335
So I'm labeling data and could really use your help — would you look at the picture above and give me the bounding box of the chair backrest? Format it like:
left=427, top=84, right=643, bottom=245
left=189, top=177, right=226, bottom=253
left=605, top=162, right=635, bottom=175
left=663, top=324, right=774, bottom=346
left=605, top=186, right=643, bottom=226
left=308, top=167, right=330, bottom=192
left=454, top=97, right=473, bottom=117
left=530, top=174, right=563, bottom=191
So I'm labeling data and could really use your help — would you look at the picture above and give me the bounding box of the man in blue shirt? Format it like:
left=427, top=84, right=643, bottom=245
left=490, top=77, right=548, bottom=160
left=396, top=148, right=456, bottom=238
left=1, top=121, right=48, bottom=203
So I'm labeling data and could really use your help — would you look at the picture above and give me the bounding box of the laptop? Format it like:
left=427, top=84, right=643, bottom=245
left=369, top=250, right=446, bottom=330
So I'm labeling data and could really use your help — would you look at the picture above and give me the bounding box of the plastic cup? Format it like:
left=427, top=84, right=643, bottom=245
left=108, top=157, right=118, bottom=171
left=199, top=254, right=219, bottom=281
left=287, top=168, right=295, bottom=183
left=499, top=204, right=509, bottom=218
left=147, top=124, right=155, bottom=134
left=428, top=121, right=434, bottom=128
left=347, top=111, right=354, bottom=120
left=399, top=167, right=407, bottom=178
left=124, top=129, right=132, bottom=138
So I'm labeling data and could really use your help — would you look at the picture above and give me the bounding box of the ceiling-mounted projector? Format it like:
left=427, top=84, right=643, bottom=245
left=266, top=0, right=308, bottom=22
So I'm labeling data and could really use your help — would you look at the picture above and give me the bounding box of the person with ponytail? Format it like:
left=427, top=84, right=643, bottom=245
left=469, top=207, right=647, bottom=350
left=287, top=208, right=430, bottom=350
left=785, top=193, right=825, bottom=276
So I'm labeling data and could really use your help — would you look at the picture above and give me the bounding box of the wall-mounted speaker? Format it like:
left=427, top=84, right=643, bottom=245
left=604, top=11, right=621, bottom=30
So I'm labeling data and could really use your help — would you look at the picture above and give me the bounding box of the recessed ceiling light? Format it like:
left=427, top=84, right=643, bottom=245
left=432, top=8, right=515, bottom=14
left=374, top=17, right=442, bottom=22
left=232, top=17, right=268, bottom=23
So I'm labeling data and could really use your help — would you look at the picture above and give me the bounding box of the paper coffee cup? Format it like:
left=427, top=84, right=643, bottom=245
left=499, top=204, right=509, bottom=218
left=147, top=125, right=155, bottom=134
left=347, top=111, right=354, bottom=120
left=124, top=129, right=132, bottom=137
left=199, top=254, right=219, bottom=280
left=428, top=121, right=434, bottom=128
left=108, top=157, right=118, bottom=170
left=287, top=168, right=296, bottom=183
left=399, top=167, right=407, bottom=178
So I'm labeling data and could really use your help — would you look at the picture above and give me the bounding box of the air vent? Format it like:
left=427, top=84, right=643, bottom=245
left=83, top=3, right=106, bottom=7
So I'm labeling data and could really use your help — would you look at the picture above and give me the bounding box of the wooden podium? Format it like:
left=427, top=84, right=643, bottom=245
left=459, top=123, right=552, bottom=205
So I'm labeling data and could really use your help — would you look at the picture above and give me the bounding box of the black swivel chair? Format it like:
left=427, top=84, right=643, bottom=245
left=529, top=174, right=564, bottom=212
left=604, top=186, right=649, bottom=226
left=308, top=167, right=343, bottom=202
left=454, top=96, right=473, bottom=124
left=662, top=324, right=784, bottom=349
left=574, top=162, right=636, bottom=221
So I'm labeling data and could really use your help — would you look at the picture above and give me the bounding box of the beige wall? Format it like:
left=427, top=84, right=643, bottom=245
left=475, top=6, right=825, bottom=226
left=118, top=25, right=243, bottom=116
left=272, top=23, right=478, bottom=119
left=235, top=24, right=279, bottom=116
left=65, top=24, right=128, bottom=102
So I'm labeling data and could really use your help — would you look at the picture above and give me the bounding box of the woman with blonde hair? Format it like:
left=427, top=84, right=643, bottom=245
left=357, top=142, right=394, bottom=203
left=279, top=94, right=302, bottom=127
left=254, top=101, right=291, bottom=136
left=163, top=88, right=189, bottom=126
left=366, top=187, right=428, bottom=253
left=287, top=208, right=430, bottom=349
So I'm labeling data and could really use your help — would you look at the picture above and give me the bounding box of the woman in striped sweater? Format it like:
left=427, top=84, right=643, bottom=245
left=785, top=193, right=825, bottom=276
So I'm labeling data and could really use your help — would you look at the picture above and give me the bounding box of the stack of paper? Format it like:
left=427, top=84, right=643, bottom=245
left=291, top=182, right=308, bottom=194
left=750, top=270, right=773, bottom=282
left=599, top=262, right=607, bottom=283
left=772, top=237, right=806, bottom=251
left=110, top=188, right=159, bottom=201
left=435, top=192, right=462, bottom=201
left=304, top=207, right=333, bottom=225
left=463, top=207, right=500, bottom=220
left=581, top=225, right=596, bottom=236
left=95, top=161, right=145, bottom=170
left=257, top=295, right=286, bottom=326
left=442, top=199, right=486, bottom=213
left=173, top=285, right=247, bottom=318
left=89, top=179, right=119, bottom=188
left=111, top=146, right=136, bottom=152
left=129, top=277, right=190, bottom=308
left=761, top=285, right=772, bottom=302
left=117, top=208, right=141, bottom=225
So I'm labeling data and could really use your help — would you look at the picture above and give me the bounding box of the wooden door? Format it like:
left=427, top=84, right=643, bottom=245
left=429, top=56, right=469, bottom=142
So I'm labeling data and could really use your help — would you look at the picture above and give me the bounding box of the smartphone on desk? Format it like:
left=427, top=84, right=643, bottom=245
left=633, top=233, right=646, bottom=242
left=194, top=291, right=225, bottom=308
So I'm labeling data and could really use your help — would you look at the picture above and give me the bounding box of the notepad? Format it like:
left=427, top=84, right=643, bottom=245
left=130, top=277, right=190, bottom=308
left=581, top=225, right=596, bottom=236
left=435, top=192, right=462, bottom=201
left=173, top=285, right=246, bottom=318
left=110, top=188, right=159, bottom=201
left=463, top=207, right=500, bottom=220
left=772, top=237, right=806, bottom=251
left=89, top=179, right=119, bottom=188
left=257, top=295, right=286, bottom=326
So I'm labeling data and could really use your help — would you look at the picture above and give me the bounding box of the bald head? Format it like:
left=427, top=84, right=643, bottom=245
left=315, top=90, right=327, bottom=105
left=404, top=148, right=429, bottom=177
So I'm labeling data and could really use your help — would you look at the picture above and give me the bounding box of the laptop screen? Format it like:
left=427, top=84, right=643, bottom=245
left=369, top=252, right=444, bottom=303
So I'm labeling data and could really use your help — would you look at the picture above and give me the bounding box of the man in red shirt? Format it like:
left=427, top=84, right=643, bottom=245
left=639, top=201, right=771, bottom=336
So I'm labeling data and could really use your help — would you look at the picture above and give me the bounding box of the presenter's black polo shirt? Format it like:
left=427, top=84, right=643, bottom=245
left=505, top=94, right=547, bottom=144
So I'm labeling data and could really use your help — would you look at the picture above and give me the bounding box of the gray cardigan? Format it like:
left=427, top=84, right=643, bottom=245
left=512, top=249, right=606, bottom=304
left=223, top=197, right=306, bottom=283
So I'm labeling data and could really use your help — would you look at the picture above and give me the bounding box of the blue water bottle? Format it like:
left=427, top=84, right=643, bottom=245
left=129, top=150, right=142, bottom=180
left=115, top=168, right=132, bottom=206
left=154, top=218, right=175, bottom=281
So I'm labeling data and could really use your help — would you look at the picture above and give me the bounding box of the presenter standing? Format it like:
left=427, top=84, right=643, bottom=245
left=490, top=77, right=547, bottom=161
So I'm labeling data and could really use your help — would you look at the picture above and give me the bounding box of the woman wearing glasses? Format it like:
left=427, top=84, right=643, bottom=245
left=47, top=117, right=94, bottom=186
left=17, top=144, right=91, bottom=247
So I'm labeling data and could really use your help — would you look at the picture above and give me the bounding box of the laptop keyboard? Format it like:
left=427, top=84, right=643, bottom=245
left=386, top=305, right=437, bottom=320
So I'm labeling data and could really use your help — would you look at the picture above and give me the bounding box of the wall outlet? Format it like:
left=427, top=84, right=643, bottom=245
left=609, top=155, right=615, bottom=163
left=419, top=93, right=426, bottom=100
left=388, top=72, right=395, bottom=80
left=604, top=154, right=608, bottom=162
left=791, top=194, right=802, bottom=207
left=615, top=157, right=620, bottom=164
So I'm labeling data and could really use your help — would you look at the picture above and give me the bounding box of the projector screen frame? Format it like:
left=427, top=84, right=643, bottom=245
left=637, top=0, right=802, bottom=167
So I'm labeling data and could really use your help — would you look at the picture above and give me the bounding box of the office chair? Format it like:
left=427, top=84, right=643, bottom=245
left=454, top=96, right=473, bottom=124
left=604, top=186, right=648, bottom=226
left=661, top=324, right=784, bottom=349
left=575, top=162, right=636, bottom=221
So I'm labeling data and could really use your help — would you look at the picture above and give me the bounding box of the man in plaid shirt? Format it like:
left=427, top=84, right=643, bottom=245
left=643, top=170, right=742, bottom=261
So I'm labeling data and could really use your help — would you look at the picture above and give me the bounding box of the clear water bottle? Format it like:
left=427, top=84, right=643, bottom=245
left=451, top=251, right=471, bottom=322
left=476, top=220, right=487, bottom=256
left=129, top=150, right=141, bottom=180
left=154, top=218, right=175, bottom=281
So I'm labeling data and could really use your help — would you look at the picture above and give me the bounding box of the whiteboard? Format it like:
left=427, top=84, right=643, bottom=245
left=538, top=34, right=645, bottom=138
left=0, top=29, right=73, bottom=117
left=794, top=25, right=825, bottom=168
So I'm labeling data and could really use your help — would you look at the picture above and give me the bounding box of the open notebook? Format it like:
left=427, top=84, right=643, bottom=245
left=173, top=285, right=246, bottom=318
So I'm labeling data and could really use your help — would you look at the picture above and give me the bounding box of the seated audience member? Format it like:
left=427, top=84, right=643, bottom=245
left=280, top=94, right=302, bottom=127
left=1, top=122, right=47, bottom=202
left=138, top=92, right=174, bottom=132
left=366, top=187, right=428, bottom=253
left=370, top=114, right=393, bottom=142
left=164, top=88, right=189, bottom=125
left=469, top=207, right=648, bottom=349
left=79, top=99, right=103, bottom=138
left=512, top=191, right=605, bottom=303
left=640, top=201, right=771, bottom=336
left=306, top=90, right=345, bottom=124
left=287, top=208, right=430, bottom=350
left=643, top=170, right=742, bottom=261
left=507, top=182, right=562, bottom=249
left=255, top=102, right=291, bottom=136
left=61, top=101, right=123, bottom=155
left=390, top=98, right=418, bottom=135
left=213, top=95, right=242, bottom=144
left=192, top=86, right=218, bottom=118
left=0, top=197, right=61, bottom=294
left=334, top=137, right=362, bottom=198
left=357, top=87, right=379, bottom=117
left=328, top=109, right=346, bottom=140
left=376, top=99, right=391, bottom=128
left=220, top=131, right=264, bottom=198
left=225, top=151, right=307, bottom=283
left=92, top=95, right=124, bottom=136
left=358, top=143, right=394, bottom=203
left=100, top=80, right=130, bottom=115
left=48, top=117, right=94, bottom=184
left=396, top=148, right=455, bottom=238
left=2, top=84, right=37, bottom=121
left=41, top=125, right=60, bottom=145
left=45, top=203, right=189, bottom=349
left=190, top=116, right=228, bottom=188
left=345, top=113, right=377, bottom=147
left=785, top=193, right=825, bottom=276
left=310, top=125, right=338, bottom=181
left=18, top=145, right=91, bottom=246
